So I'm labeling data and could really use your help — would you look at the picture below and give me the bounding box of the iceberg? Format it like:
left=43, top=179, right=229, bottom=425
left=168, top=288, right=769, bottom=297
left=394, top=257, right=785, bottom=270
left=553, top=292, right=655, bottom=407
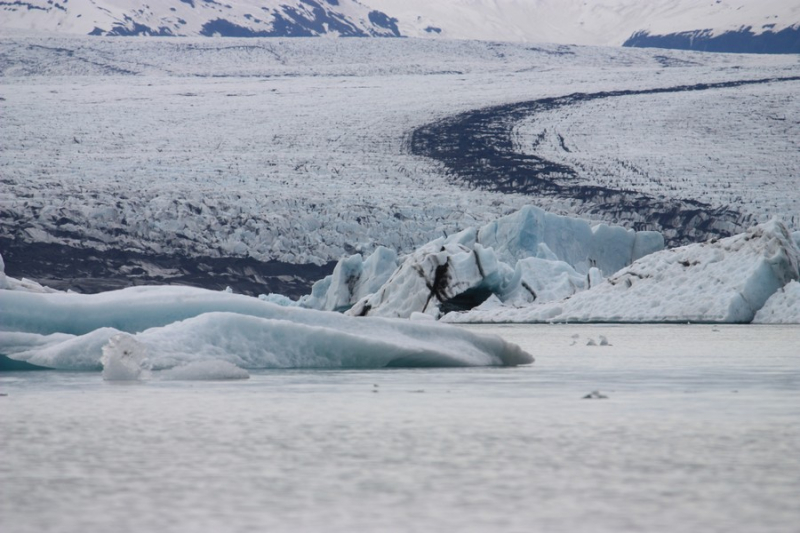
left=445, top=220, right=800, bottom=324
left=0, top=285, right=533, bottom=370
left=101, top=333, right=150, bottom=381
left=297, top=246, right=398, bottom=312
left=0, top=252, right=58, bottom=294
left=348, top=240, right=513, bottom=319
left=475, top=206, right=664, bottom=275
left=339, top=206, right=662, bottom=319
left=753, top=281, right=800, bottom=324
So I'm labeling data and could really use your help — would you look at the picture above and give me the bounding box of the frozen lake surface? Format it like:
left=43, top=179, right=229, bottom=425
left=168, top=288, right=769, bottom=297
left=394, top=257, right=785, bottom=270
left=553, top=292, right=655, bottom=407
left=1, top=324, right=799, bottom=532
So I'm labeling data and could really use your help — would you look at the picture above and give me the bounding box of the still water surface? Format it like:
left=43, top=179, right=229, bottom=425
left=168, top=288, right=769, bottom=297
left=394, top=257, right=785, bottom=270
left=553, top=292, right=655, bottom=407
left=1, top=324, right=799, bottom=533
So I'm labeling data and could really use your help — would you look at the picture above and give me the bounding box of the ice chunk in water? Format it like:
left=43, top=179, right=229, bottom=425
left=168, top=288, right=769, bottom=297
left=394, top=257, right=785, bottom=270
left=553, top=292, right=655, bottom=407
left=101, top=334, right=149, bottom=381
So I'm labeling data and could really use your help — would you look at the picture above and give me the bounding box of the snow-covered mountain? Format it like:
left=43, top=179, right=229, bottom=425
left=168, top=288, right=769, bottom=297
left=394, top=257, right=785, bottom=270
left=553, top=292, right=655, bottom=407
left=2, top=0, right=799, bottom=52
left=0, top=0, right=402, bottom=38
left=369, top=0, right=800, bottom=52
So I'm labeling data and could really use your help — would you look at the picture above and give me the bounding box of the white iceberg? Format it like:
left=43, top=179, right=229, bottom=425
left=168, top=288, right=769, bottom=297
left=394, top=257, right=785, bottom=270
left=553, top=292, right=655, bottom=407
left=340, top=205, right=662, bottom=319
left=445, top=220, right=800, bottom=324
left=298, top=246, right=398, bottom=312
left=475, top=206, right=664, bottom=275
left=0, top=285, right=533, bottom=370
left=100, top=333, right=150, bottom=381
left=0, top=252, right=58, bottom=294
left=348, top=240, right=512, bottom=319
left=753, top=281, right=800, bottom=324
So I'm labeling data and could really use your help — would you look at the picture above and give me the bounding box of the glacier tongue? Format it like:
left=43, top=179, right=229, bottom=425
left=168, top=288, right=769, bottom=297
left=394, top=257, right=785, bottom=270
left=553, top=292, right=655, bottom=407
left=445, top=219, right=800, bottom=324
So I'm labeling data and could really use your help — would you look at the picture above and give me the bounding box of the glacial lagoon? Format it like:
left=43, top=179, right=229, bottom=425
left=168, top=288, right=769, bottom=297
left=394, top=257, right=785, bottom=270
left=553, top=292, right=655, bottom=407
left=1, top=324, right=798, bottom=533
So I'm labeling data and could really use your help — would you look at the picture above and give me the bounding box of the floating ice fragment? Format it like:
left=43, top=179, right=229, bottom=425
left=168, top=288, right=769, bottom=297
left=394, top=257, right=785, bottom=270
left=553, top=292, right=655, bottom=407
left=101, top=333, right=149, bottom=381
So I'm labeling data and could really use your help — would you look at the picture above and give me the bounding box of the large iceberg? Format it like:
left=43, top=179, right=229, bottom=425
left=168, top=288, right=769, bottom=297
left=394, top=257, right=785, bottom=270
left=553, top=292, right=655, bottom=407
left=341, top=206, right=662, bottom=318
left=0, top=285, right=533, bottom=371
left=445, top=220, right=800, bottom=324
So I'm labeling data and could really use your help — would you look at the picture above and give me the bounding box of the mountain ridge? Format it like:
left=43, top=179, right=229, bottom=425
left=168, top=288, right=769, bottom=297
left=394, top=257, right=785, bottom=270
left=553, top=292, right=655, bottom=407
left=2, top=1, right=799, bottom=53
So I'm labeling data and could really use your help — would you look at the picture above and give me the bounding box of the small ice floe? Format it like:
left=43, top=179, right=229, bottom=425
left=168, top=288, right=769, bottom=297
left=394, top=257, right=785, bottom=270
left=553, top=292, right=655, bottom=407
left=582, top=390, right=608, bottom=399
left=100, top=333, right=150, bottom=381
left=585, top=336, right=611, bottom=347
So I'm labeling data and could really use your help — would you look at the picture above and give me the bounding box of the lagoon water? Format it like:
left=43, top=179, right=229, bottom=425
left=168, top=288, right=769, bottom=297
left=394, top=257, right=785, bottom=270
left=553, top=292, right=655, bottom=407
left=1, top=324, right=799, bottom=533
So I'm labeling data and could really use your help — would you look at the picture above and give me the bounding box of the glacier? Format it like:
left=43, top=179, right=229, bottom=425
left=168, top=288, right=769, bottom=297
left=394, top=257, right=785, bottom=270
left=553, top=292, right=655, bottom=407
left=2, top=36, right=798, bottom=296
left=0, top=280, right=533, bottom=371
left=444, top=220, right=800, bottom=324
